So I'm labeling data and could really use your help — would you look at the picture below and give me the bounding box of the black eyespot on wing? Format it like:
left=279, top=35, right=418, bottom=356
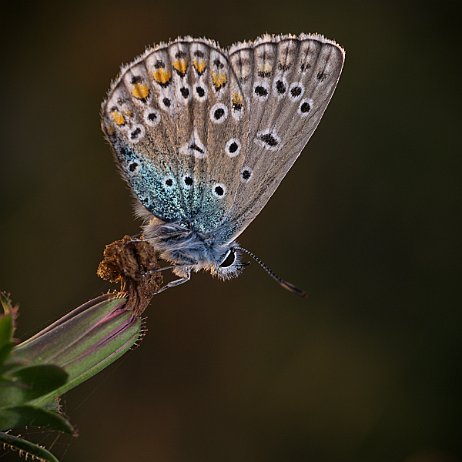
left=180, top=87, right=189, bottom=98
left=225, top=138, right=241, bottom=157
left=196, top=86, right=205, bottom=97
left=214, top=185, right=224, bottom=196
left=290, top=86, right=302, bottom=98
left=162, top=97, right=171, bottom=107
left=242, top=169, right=251, bottom=180
left=165, top=178, right=173, bottom=187
left=189, top=143, right=204, bottom=154
left=276, top=80, right=286, bottom=94
left=259, top=133, right=278, bottom=147
left=184, top=176, right=193, bottom=186
left=129, top=162, right=138, bottom=172
left=300, top=101, right=311, bottom=113
left=255, top=85, right=268, bottom=97
left=130, top=127, right=142, bottom=140
left=213, top=58, right=224, bottom=69
left=214, top=108, right=225, bottom=120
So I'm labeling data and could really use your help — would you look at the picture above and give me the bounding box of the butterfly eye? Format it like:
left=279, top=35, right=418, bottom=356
left=219, top=249, right=236, bottom=268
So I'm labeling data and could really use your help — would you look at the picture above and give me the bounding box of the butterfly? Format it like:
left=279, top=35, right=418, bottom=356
left=101, top=34, right=345, bottom=296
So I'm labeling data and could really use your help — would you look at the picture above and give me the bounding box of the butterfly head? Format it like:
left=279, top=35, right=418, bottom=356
left=170, top=244, right=248, bottom=281
left=209, top=246, right=248, bottom=280
left=142, top=218, right=246, bottom=280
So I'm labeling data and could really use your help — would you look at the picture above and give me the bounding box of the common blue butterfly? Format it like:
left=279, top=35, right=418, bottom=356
left=101, top=34, right=345, bottom=295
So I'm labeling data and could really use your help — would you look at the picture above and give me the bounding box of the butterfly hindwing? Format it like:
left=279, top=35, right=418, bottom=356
left=101, top=38, right=248, bottom=232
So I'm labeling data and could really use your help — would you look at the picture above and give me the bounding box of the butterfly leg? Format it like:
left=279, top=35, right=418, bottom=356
left=154, top=270, right=191, bottom=295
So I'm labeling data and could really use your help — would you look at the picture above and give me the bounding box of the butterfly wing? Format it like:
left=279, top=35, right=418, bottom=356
left=218, top=33, right=345, bottom=242
left=101, top=37, right=247, bottom=233
left=101, top=34, right=344, bottom=247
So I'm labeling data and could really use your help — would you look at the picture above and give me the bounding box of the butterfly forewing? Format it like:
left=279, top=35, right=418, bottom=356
left=222, top=34, right=345, bottom=242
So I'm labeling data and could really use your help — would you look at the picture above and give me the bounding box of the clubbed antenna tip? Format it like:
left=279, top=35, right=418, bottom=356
left=236, top=246, right=307, bottom=298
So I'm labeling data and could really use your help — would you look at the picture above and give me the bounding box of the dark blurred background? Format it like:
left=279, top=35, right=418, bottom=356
left=0, top=1, right=460, bottom=461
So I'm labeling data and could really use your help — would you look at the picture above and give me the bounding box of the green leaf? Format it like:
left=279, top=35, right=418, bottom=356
left=0, top=431, right=59, bottom=462
left=13, top=365, right=68, bottom=401
left=0, top=342, right=14, bottom=368
left=0, top=405, right=74, bottom=433
left=0, top=315, right=13, bottom=350
left=0, top=379, right=25, bottom=409
left=0, top=365, right=68, bottom=408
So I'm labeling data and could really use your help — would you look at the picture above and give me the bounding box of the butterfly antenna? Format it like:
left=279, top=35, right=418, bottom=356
left=236, top=247, right=307, bottom=298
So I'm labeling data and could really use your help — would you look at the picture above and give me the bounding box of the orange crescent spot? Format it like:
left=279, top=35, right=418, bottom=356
left=132, top=83, right=150, bottom=100
left=172, top=59, right=188, bottom=76
left=231, top=92, right=243, bottom=106
left=153, top=68, right=172, bottom=85
left=211, top=72, right=227, bottom=90
left=193, top=58, right=207, bottom=74
left=111, top=111, right=126, bottom=126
